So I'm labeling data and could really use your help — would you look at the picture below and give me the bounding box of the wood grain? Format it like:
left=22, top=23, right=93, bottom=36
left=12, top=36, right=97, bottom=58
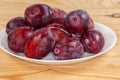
left=0, top=0, right=120, bottom=80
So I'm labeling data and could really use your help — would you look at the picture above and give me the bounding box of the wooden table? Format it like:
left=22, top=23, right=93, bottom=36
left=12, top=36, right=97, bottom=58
left=0, top=0, right=120, bottom=80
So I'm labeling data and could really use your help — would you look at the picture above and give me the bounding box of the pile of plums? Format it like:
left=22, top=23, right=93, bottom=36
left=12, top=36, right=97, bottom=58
left=6, top=4, right=104, bottom=60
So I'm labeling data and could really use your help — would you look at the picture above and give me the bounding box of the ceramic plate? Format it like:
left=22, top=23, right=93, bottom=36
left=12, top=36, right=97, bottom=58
left=0, top=22, right=117, bottom=65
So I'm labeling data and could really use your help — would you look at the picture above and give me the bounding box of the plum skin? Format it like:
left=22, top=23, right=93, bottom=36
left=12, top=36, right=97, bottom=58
left=80, top=29, right=104, bottom=53
left=53, top=38, right=84, bottom=60
left=7, top=27, right=34, bottom=52
left=88, top=18, right=94, bottom=29
left=47, top=23, right=67, bottom=30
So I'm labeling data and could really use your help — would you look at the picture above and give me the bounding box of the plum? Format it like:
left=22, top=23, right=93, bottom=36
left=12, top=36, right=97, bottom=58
left=53, top=38, right=84, bottom=60
left=47, top=23, right=71, bottom=41
left=65, top=10, right=90, bottom=35
left=6, top=17, right=27, bottom=34
left=80, top=29, right=104, bottom=53
left=25, top=4, right=53, bottom=28
left=8, top=27, right=33, bottom=52
left=52, top=8, right=67, bottom=25
left=47, top=23, right=66, bottom=30
left=24, top=27, right=55, bottom=59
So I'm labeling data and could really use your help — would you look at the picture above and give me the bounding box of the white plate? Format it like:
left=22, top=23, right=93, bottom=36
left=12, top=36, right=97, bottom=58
left=0, top=22, right=117, bottom=65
